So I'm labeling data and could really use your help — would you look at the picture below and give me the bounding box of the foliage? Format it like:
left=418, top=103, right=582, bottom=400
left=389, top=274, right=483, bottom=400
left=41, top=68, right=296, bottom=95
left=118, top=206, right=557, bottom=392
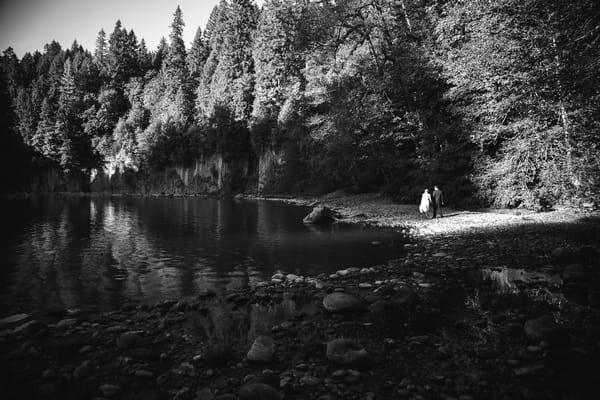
left=0, top=0, right=598, bottom=207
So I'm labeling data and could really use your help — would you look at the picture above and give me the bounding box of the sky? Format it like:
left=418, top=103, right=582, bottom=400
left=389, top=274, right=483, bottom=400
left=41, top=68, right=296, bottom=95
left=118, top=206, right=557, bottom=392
left=0, top=0, right=264, bottom=57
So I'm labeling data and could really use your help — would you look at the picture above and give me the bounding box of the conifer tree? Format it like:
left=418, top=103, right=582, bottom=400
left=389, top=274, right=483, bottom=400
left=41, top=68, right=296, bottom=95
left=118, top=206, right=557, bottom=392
left=187, top=27, right=209, bottom=85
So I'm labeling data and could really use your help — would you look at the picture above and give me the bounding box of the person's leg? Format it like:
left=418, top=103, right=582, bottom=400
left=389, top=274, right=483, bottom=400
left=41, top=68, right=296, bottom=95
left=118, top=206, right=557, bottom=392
left=432, top=205, right=437, bottom=218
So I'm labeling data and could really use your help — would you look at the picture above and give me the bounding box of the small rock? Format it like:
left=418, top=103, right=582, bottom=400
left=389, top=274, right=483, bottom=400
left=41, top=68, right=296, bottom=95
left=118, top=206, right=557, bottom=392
left=55, top=318, right=77, bottom=330
left=300, top=376, right=322, bottom=386
left=326, top=338, right=370, bottom=366
left=0, top=313, right=29, bottom=325
left=249, top=370, right=280, bottom=389
left=99, top=384, right=120, bottom=398
left=358, top=283, right=372, bottom=289
left=134, top=370, right=154, bottom=378
left=116, top=331, right=143, bottom=349
left=42, top=369, right=56, bottom=380
left=331, top=369, right=346, bottom=378
left=524, top=315, right=565, bottom=342
left=73, top=360, right=92, bottom=379
left=323, top=292, right=363, bottom=313
left=239, top=383, right=282, bottom=400
left=247, top=335, right=276, bottom=362
left=563, top=264, right=587, bottom=282
left=514, top=364, right=543, bottom=376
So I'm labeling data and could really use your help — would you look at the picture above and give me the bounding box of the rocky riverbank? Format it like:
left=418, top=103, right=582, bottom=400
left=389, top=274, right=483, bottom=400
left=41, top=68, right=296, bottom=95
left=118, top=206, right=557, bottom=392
left=1, top=194, right=599, bottom=400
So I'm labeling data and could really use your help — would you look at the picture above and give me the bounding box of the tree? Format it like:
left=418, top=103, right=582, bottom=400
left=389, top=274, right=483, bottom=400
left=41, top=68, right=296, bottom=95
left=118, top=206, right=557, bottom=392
left=187, top=27, right=209, bottom=86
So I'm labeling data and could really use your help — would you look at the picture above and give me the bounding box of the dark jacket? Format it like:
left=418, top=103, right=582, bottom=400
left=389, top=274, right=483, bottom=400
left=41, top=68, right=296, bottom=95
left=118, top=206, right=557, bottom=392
left=432, top=189, right=443, bottom=206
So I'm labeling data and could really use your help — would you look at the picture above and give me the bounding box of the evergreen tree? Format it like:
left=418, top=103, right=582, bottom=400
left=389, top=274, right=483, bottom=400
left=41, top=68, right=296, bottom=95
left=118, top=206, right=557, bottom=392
left=187, top=27, right=209, bottom=85
left=93, top=28, right=108, bottom=67
left=153, top=37, right=168, bottom=71
left=164, top=6, right=187, bottom=82
left=205, top=0, right=258, bottom=121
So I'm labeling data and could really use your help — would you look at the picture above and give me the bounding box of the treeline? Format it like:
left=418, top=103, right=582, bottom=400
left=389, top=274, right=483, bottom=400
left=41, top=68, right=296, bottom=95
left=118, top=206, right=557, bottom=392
left=1, top=0, right=599, bottom=208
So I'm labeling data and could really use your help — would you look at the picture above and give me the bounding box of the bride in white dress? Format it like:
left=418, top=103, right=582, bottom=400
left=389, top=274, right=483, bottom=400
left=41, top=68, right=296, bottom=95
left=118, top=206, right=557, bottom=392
left=419, top=188, right=432, bottom=218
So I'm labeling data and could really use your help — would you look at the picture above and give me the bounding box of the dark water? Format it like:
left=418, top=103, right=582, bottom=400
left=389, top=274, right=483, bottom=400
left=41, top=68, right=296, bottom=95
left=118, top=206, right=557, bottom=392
left=0, top=195, right=406, bottom=314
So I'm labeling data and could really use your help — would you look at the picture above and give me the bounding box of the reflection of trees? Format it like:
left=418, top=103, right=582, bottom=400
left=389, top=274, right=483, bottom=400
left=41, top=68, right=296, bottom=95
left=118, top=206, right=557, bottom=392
left=2, top=196, right=405, bottom=312
left=192, top=296, right=300, bottom=348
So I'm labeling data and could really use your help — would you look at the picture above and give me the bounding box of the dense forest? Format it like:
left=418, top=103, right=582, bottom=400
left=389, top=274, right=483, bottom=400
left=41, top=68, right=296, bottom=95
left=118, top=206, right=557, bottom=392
left=1, top=0, right=599, bottom=209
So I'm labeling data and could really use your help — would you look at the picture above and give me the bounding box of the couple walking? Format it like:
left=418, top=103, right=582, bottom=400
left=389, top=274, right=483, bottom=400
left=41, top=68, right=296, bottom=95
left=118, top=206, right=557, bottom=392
left=419, top=185, right=444, bottom=219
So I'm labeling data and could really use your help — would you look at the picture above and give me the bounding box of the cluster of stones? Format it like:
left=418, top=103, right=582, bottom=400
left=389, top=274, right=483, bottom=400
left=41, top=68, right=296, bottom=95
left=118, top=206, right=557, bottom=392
left=1, top=233, right=599, bottom=399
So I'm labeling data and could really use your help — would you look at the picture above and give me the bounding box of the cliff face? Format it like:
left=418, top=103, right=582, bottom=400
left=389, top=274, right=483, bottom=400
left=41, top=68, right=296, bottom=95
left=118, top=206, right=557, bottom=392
left=26, top=147, right=299, bottom=196
left=90, top=154, right=253, bottom=195
left=257, top=144, right=299, bottom=194
left=30, top=168, right=88, bottom=193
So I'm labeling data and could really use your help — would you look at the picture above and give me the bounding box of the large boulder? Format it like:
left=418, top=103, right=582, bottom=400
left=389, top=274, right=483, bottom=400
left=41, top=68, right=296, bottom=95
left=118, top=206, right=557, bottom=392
left=323, top=292, right=363, bottom=313
left=326, top=338, right=370, bottom=366
left=247, top=335, right=276, bottom=362
left=303, top=206, right=337, bottom=225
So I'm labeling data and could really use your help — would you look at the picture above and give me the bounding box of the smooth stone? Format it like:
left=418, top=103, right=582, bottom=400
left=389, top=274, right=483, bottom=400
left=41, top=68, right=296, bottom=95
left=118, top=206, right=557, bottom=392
left=300, top=376, right=321, bottom=386
left=551, top=247, right=572, bottom=265
left=247, top=335, right=276, bottom=362
left=239, top=383, right=282, bottom=400
left=303, top=206, right=336, bottom=225
left=563, top=264, right=587, bottom=282
left=391, top=286, right=417, bottom=306
left=322, top=292, right=363, bottom=313
left=524, top=315, right=564, bottom=342
left=99, top=384, right=120, bottom=398
left=196, top=388, right=215, bottom=400
left=134, top=370, right=154, bottom=378
left=73, top=360, right=92, bottom=379
left=326, top=338, right=370, bottom=366
left=116, top=331, right=143, bottom=349
left=56, top=318, right=77, bottom=330
left=0, top=313, right=29, bottom=325
left=358, top=283, right=372, bottom=289
left=249, top=370, right=280, bottom=389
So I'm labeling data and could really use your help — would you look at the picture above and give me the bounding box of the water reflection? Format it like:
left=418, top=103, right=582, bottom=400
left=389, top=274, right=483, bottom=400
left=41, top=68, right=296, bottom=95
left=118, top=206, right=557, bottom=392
left=0, top=196, right=406, bottom=313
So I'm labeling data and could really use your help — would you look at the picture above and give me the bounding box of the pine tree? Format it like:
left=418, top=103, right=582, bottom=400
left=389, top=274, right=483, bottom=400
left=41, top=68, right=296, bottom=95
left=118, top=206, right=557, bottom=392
left=93, top=28, right=108, bottom=67
left=153, top=37, right=168, bottom=71
left=164, top=6, right=187, bottom=83
left=187, top=27, right=209, bottom=85
left=203, top=0, right=258, bottom=121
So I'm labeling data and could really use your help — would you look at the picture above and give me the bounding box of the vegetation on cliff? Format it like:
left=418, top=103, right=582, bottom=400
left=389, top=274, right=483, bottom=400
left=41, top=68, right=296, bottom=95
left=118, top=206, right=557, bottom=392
left=1, top=0, right=599, bottom=208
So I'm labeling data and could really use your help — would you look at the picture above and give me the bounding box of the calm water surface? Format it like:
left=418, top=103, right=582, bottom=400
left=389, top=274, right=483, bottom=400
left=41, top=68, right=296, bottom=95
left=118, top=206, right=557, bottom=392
left=0, top=195, right=406, bottom=314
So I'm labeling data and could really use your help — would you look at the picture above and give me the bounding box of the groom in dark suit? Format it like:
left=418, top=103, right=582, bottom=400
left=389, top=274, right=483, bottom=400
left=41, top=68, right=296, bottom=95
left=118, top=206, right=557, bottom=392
left=432, top=185, right=444, bottom=218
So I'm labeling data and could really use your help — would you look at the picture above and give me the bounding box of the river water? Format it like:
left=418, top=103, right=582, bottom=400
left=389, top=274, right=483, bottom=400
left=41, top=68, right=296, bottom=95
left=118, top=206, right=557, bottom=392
left=0, top=195, right=406, bottom=314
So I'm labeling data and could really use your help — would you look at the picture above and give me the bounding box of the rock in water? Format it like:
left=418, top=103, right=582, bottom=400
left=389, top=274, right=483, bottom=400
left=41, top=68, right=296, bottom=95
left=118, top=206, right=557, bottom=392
left=247, top=335, right=276, bottom=362
left=239, top=383, right=282, bottom=400
left=524, top=315, right=564, bottom=342
left=303, top=206, right=336, bottom=224
left=323, top=292, right=363, bottom=313
left=326, top=338, right=370, bottom=366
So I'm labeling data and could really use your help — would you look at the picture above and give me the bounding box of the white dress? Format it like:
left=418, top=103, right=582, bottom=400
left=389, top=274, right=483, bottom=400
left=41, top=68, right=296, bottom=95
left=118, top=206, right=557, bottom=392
left=419, top=192, right=432, bottom=213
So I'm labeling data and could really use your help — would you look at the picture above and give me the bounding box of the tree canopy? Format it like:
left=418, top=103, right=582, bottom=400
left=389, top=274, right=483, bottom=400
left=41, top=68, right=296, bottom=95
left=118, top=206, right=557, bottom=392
left=1, top=0, right=598, bottom=208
